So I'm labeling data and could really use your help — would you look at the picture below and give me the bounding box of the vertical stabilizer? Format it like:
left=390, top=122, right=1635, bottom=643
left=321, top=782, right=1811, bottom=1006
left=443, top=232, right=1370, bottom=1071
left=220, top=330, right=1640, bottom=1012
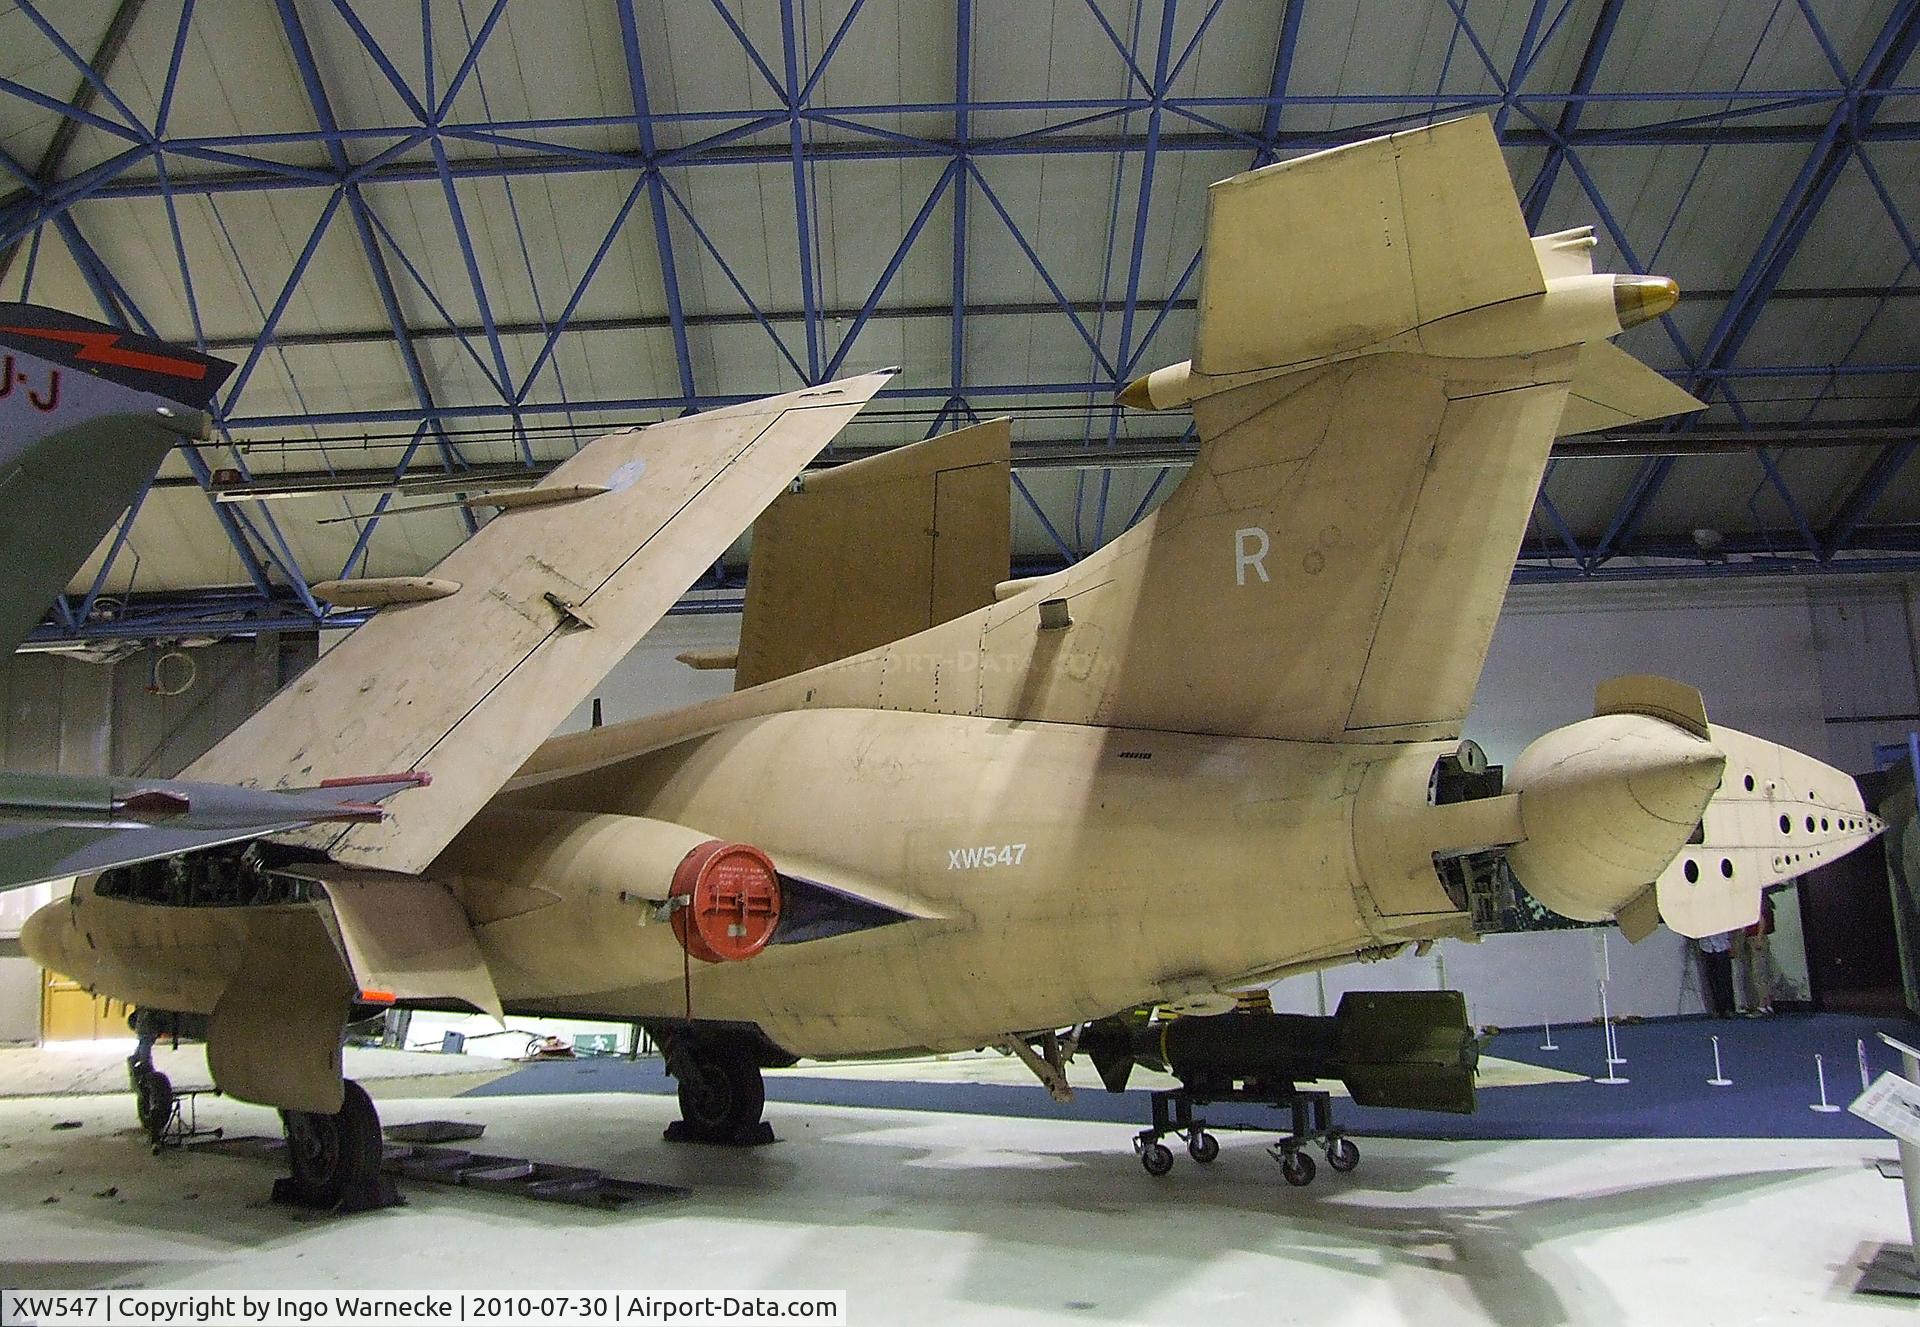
left=800, top=117, right=1689, bottom=742
left=0, top=305, right=233, bottom=653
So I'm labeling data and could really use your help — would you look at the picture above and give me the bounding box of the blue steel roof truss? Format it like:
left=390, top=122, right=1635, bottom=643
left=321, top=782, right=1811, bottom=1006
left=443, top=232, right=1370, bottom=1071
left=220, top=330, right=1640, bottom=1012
left=0, top=0, right=1913, bottom=645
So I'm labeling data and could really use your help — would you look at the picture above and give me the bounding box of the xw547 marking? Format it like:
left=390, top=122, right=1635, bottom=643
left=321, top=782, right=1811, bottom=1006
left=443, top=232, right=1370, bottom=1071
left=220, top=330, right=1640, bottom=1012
left=948, top=843, right=1028, bottom=870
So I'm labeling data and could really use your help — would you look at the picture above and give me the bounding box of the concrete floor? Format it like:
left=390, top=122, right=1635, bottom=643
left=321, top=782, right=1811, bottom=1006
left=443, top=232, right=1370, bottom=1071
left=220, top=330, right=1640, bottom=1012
left=0, top=1043, right=513, bottom=1100
left=0, top=1079, right=1914, bottom=1325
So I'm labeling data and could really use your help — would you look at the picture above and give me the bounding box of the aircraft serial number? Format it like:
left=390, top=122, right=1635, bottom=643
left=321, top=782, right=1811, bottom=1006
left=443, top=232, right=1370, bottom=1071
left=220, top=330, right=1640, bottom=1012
left=948, top=843, right=1028, bottom=870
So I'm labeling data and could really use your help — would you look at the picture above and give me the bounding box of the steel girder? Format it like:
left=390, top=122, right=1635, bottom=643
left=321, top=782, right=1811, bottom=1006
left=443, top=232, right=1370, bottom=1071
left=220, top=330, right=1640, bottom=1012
left=0, top=0, right=1916, bottom=650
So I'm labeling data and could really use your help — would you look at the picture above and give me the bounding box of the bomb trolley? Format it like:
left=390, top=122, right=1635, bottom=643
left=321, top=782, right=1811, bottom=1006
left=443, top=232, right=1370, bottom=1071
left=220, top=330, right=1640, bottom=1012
left=1131, top=1079, right=1360, bottom=1185
left=1083, top=990, right=1479, bottom=1185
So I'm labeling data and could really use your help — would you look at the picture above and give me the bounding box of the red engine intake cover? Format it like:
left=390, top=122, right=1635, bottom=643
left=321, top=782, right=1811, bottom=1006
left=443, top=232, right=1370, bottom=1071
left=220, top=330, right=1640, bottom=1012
left=669, top=840, right=782, bottom=963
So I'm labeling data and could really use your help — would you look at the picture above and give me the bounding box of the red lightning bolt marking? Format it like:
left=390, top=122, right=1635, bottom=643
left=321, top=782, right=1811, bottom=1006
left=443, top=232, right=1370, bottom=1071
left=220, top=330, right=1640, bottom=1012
left=0, top=326, right=207, bottom=380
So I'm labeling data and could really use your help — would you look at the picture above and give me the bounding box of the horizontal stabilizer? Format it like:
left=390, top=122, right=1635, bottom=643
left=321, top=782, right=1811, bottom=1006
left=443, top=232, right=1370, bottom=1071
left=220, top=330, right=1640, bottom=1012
left=1556, top=340, right=1705, bottom=436
left=185, top=372, right=894, bottom=873
left=1194, top=116, right=1543, bottom=375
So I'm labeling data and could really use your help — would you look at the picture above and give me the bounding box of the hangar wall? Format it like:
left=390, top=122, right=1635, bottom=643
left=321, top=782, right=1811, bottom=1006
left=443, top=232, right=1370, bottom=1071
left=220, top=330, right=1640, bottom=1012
left=0, top=577, right=1913, bottom=1044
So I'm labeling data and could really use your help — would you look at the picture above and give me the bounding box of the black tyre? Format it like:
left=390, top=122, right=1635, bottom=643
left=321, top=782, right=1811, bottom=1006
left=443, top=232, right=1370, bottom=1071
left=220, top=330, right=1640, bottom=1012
left=1187, top=1130, right=1220, bottom=1164
left=280, top=1080, right=383, bottom=1209
left=1140, top=1141, right=1174, bottom=1176
left=135, top=1070, right=174, bottom=1142
left=675, top=1051, right=765, bottom=1141
left=1326, top=1135, right=1359, bottom=1173
left=1280, top=1149, right=1316, bottom=1187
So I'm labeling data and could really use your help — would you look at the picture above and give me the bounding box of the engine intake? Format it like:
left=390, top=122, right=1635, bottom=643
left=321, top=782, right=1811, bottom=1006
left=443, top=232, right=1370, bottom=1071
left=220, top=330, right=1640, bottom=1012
left=669, top=840, right=783, bottom=963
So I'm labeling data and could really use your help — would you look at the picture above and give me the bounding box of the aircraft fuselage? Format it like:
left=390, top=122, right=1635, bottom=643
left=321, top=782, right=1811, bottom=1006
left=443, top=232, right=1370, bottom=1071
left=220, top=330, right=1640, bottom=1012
left=33, top=708, right=1472, bottom=1060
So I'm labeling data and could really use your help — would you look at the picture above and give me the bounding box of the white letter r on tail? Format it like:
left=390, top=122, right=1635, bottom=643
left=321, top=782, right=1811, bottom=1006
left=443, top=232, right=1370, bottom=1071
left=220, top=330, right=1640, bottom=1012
left=1234, top=527, right=1271, bottom=586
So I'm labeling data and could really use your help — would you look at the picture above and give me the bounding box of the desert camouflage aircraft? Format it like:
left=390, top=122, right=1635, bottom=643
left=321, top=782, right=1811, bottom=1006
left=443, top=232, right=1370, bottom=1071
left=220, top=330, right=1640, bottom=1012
left=22, top=116, right=1885, bottom=1208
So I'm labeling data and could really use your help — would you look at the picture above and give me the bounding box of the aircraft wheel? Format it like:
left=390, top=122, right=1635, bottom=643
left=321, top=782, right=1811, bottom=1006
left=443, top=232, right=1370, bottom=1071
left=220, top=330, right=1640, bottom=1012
left=279, top=1080, right=385, bottom=1210
left=676, top=1049, right=766, bottom=1141
left=1326, top=1135, right=1360, bottom=1173
left=134, top=1070, right=173, bottom=1143
left=1279, top=1148, right=1316, bottom=1187
left=1140, top=1141, right=1175, bottom=1177
left=1187, top=1130, right=1220, bottom=1164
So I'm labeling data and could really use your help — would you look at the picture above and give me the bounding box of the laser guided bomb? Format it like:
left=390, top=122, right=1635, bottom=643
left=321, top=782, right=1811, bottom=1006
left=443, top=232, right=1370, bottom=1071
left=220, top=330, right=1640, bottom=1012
left=1080, top=991, right=1480, bottom=1114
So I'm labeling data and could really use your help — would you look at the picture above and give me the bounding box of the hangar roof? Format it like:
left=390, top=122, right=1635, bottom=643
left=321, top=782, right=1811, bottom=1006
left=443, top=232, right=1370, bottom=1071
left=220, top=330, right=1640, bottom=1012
left=1, top=0, right=1916, bottom=644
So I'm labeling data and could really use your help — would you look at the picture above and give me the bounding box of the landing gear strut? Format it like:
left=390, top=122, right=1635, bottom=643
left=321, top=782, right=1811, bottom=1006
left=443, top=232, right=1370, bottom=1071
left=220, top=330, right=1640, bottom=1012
left=661, top=1033, right=774, bottom=1146
left=274, top=1080, right=400, bottom=1212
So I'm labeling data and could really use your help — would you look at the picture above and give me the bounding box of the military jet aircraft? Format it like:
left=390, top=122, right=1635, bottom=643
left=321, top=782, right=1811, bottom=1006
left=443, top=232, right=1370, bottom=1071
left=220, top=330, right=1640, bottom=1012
left=0, top=305, right=428, bottom=892
left=21, top=116, right=1886, bottom=1209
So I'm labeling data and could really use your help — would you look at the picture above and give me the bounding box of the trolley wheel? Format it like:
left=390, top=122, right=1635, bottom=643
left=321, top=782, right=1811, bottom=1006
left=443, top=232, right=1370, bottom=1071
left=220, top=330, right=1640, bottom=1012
left=1279, top=1148, right=1316, bottom=1187
left=1140, top=1141, right=1175, bottom=1177
left=1187, top=1130, right=1220, bottom=1164
left=134, top=1069, right=173, bottom=1143
left=1326, top=1135, right=1359, bottom=1173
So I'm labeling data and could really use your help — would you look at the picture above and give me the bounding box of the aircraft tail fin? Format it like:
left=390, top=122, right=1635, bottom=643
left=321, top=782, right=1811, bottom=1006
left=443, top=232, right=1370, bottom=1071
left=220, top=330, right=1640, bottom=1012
left=0, top=305, right=235, bottom=653
left=0, top=303, right=232, bottom=411
left=796, top=117, right=1688, bottom=742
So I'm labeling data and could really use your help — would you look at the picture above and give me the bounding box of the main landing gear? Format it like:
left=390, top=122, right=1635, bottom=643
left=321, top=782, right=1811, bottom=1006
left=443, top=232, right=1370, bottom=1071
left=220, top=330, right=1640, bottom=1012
left=1132, top=1084, right=1360, bottom=1186
left=661, top=1031, right=775, bottom=1146
left=274, top=1080, right=400, bottom=1212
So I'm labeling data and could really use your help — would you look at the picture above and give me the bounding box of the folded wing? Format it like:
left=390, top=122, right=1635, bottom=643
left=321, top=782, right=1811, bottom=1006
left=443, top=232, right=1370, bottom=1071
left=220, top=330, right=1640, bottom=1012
left=185, top=371, right=895, bottom=873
